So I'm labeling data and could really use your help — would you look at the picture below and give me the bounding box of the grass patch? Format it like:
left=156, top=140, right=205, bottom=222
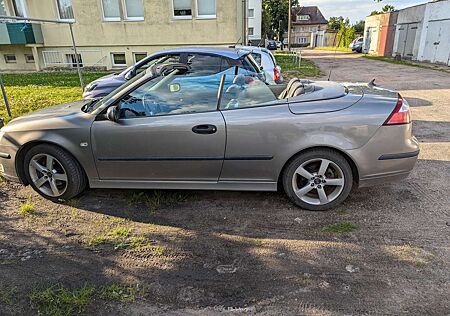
left=127, top=190, right=189, bottom=212
left=275, top=52, right=322, bottom=78
left=362, top=55, right=450, bottom=73
left=314, top=46, right=353, bottom=52
left=0, top=71, right=109, bottom=124
left=29, top=283, right=142, bottom=316
left=322, top=222, right=358, bottom=233
left=0, top=287, right=16, bottom=305
left=19, top=200, right=35, bottom=216
left=87, top=227, right=163, bottom=254
left=29, top=284, right=96, bottom=316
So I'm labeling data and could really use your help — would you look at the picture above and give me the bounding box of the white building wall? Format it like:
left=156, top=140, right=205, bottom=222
left=392, top=3, right=426, bottom=59
left=417, top=0, right=450, bottom=65
left=247, top=0, right=262, bottom=44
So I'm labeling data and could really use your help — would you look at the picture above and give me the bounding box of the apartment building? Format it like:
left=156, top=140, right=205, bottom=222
left=0, top=0, right=244, bottom=71
left=288, top=6, right=327, bottom=46
left=247, top=0, right=261, bottom=46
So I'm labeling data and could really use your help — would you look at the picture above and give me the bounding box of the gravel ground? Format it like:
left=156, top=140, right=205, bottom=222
left=0, top=50, right=449, bottom=315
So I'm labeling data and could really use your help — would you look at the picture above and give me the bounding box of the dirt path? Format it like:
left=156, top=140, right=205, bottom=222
left=1, top=52, right=449, bottom=315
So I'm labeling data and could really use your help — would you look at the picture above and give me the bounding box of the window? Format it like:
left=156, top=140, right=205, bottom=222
left=250, top=52, right=261, bottom=65
left=118, top=70, right=223, bottom=118
left=0, top=0, right=7, bottom=16
left=308, top=26, right=312, bottom=32
left=133, top=52, right=147, bottom=63
left=248, top=27, right=254, bottom=36
left=220, top=74, right=278, bottom=110
left=300, top=26, right=305, bottom=32
left=173, top=0, right=192, bottom=18
left=66, top=53, right=83, bottom=67
left=25, top=54, right=34, bottom=63
left=112, top=53, right=127, bottom=67
left=102, top=0, right=120, bottom=21
left=56, top=0, right=74, bottom=20
left=4, top=54, right=16, bottom=63
left=296, top=14, right=309, bottom=21
left=196, top=0, right=215, bottom=18
left=12, top=0, right=27, bottom=17
left=124, top=0, right=144, bottom=20
left=186, top=54, right=223, bottom=76
left=248, top=8, right=254, bottom=18
left=297, top=37, right=307, bottom=44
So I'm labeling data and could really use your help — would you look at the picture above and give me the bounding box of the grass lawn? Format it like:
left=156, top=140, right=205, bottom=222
left=314, top=46, right=353, bottom=53
left=275, top=52, right=322, bottom=79
left=363, top=55, right=450, bottom=73
left=0, top=71, right=110, bottom=124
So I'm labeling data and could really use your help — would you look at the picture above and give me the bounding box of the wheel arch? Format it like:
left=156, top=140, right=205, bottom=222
left=277, top=146, right=360, bottom=189
left=15, top=140, right=88, bottom=186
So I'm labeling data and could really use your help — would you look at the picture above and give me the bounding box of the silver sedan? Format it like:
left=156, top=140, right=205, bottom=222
left=0, top=64, right=419, bottom=211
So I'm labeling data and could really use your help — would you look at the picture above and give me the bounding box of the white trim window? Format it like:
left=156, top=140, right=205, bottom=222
left=133, top=52, right=147, bottom=63
left=248, top=8, right=254, bottom=18
left=4, top=54, right=17, bottom=63
left=124, top=0, right=144, bottom=20
left=56, top=0, right=74, bottom=21
left=196, top=0, right=216, bottom=19
left=111, top=53, right=127, bottom=67
left=297, top=37, right=307, bottom=44
left=102, top=0, right=121, bottom=21
left=248, top=27, right=254, bottom=36
left=25, top=54, right=35, bottom=63
left=0, top=0, right=8, bottom=16
left=173, top=0, right=192, bottom=19
left=12, top=0, right=27, bottom=17
left=296, top=14, right=309, bottom=21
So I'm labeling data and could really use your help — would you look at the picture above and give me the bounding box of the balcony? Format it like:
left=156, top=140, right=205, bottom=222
left=0, top=22, right=43, bottom=45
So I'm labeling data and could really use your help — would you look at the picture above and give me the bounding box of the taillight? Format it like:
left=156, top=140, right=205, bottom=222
left=383, top=94, right=411, bottom=125
left=274, top=68, right=280, bottom=82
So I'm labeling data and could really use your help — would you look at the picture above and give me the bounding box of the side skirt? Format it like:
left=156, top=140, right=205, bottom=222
left=88, top=179, right=278, bottom=192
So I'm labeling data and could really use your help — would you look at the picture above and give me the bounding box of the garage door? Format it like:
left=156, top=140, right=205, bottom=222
left=422, top=20, right=450, bottom=65
left=395, top=23, right=418, bottom=59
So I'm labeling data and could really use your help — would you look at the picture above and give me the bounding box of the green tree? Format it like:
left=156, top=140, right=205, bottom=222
left=370, top=4, right=395, bottom=15
left=353, top=20, right=365, bottom=33
left=262, top=0, right=298, bottom=40
left=328, top=16, right=344, bottom=31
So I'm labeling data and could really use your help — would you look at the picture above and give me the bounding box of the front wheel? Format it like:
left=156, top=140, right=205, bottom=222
left=24, top=144, right=86, bottom=202
left=283, top=149, right=353, bottom=211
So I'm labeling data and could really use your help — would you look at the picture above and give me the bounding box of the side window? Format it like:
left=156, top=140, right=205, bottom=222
left=118, top=70, right=222, bottom=118
left=220, top=74, right=278, bottom=110
left=186, top=54, right=223, bottom=76
left=135, top=54, right=181, bottom=74
left=251, top=52, right=262, bottom=65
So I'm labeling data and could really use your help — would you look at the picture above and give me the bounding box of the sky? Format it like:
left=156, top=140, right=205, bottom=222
left=297, top=0, right=428, bottom=23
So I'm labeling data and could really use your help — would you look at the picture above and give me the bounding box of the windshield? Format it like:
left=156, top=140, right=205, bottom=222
left=84, top=70, right=147, bottom=113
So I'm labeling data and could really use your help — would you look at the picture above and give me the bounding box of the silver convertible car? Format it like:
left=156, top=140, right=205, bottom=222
left=0, top=63, right=419, bottom=211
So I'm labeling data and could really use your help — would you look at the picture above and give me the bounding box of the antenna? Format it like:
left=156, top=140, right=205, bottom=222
left=327, top=31, right=343, bottom=81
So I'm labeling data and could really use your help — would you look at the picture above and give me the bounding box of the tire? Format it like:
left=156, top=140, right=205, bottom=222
left=24, top=144, right=86, bottom=202
left=283, top=149, right=353, bottom=211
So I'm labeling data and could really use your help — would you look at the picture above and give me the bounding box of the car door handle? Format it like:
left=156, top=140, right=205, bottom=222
left=192, top=124, right=217, bottom=134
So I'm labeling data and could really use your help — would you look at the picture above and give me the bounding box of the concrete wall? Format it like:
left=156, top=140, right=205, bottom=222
left=0, top=0, right=243, bottom=70
left=0, top=44, right=35, bottom=70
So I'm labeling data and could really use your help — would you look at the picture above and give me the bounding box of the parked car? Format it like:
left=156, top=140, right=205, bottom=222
left=350, top=37, right=364, bottom=53
left=267, top=40, right=277, bottom=50
left=235, top=46, right=283, bottom=84
left=276, top=41, right=282, bottom=49
left=0, top=63, right=419, bottom=211
left=82, top=47, right=264, bottom=99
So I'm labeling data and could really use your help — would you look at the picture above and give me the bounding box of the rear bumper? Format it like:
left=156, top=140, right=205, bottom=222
left=347, top=123, right=419, bottom=188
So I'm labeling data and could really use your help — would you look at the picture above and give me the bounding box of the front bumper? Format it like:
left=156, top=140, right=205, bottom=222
left=0, top=134, right=20, bottom=182
left=348, top=123, right=420, bottom=188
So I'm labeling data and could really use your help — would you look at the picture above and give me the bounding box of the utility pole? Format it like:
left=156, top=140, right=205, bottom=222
left=242, top=0, right=248, bottom=45
left=287, top=0, right=292, bottom=51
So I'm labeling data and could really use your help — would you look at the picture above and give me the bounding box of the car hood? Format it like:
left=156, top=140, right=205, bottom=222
left=2, top=100, right=93, bottom=132
left=89, top=72, right=125, bottom=86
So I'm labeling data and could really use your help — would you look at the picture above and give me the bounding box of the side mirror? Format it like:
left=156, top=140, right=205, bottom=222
left=124, top=67, right=135, bottom=80
left=106, top=106, right=120, bottom=122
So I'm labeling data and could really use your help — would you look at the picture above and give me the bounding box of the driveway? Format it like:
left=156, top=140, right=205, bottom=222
left=1, top=52, right=449, bottom=315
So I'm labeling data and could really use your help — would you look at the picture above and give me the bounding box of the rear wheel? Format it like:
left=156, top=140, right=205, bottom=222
left=24, top=144, right=86, bottom=202
left=283, top=149, right=353, bottom=211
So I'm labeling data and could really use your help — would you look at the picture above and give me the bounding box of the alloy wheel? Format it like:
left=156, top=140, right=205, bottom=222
left=28, top=153, right=68, bottom=197
left=291, top=158, right=345, bottom=206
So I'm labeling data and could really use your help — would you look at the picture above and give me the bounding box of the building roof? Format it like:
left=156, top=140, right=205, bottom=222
left=292, top=6, right=328, bottom=25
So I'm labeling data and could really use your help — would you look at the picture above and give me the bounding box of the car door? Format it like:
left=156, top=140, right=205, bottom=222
left=91, top=70, right=226, bottom=182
